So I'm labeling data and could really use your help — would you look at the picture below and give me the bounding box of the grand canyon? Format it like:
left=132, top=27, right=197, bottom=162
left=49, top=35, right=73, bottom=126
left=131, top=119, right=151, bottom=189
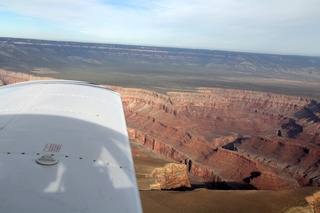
left=115, top=86, right=320, bottom=190
left=0, top=37, right=319, bottom=212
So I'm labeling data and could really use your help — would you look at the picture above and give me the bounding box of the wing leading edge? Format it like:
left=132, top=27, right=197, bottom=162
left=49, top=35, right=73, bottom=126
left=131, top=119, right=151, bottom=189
left=0, top=80, right=143, bottom=213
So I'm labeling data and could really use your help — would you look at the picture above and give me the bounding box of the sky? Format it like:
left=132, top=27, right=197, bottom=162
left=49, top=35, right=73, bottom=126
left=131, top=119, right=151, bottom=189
left=0, top=0, right=319, bottom=56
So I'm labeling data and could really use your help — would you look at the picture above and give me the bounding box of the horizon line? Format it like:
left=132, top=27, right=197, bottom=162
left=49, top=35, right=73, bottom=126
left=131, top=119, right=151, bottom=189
left=1, top=36, right=319, bottom=58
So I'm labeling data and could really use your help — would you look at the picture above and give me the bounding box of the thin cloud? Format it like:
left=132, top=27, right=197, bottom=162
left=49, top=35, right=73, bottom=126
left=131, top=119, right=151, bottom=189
left=0, top=0, right=319, bottom=55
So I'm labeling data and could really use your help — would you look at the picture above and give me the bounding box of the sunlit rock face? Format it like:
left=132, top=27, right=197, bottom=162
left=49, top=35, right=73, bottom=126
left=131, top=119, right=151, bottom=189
left=149, top=163, right=191, bottom=190
left=288, top=191, right=320, bottom=213
left=112, top=86, right=320, bottom=190
left=306, top=191, right=320, bottom=212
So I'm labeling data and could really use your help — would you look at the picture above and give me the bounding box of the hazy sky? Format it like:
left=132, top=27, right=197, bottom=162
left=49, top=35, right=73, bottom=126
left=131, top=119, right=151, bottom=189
left=0, top=0, right=319, bottom=56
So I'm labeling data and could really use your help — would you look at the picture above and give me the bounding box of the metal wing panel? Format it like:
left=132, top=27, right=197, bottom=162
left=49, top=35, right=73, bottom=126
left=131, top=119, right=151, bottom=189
left=0, top=80, right=142, bottom=213
left=0, top=155, right=139, bottom=212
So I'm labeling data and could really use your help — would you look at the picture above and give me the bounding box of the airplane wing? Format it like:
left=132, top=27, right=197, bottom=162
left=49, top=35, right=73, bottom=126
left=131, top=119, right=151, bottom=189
left=0, top=80, right=143, bottom=213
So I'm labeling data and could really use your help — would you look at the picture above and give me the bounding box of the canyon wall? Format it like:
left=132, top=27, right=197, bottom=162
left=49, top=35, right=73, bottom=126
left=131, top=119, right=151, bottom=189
left=111, top=86, right=320, bottom=190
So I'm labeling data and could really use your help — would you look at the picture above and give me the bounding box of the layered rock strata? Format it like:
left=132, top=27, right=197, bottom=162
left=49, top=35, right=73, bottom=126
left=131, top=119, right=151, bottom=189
left=149, top=163, right=191, bottom=190
left=110, top=86, right=320, bottom=190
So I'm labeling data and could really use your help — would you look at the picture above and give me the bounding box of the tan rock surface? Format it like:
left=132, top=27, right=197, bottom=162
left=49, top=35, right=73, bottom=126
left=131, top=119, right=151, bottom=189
left=149, top=163, right=191, bottom=190
left=306, top=191, right=320, bottom=213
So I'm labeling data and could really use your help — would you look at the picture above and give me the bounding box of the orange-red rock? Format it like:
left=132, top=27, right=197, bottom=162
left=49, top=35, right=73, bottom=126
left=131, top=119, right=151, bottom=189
left=111, top=86, right=320, bottom=189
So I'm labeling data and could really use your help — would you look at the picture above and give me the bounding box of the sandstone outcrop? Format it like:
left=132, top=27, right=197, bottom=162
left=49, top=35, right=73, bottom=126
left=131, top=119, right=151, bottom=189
left=149, top=163, right=191, bottom=190
left=287, top=191, right=320, bottom=213
left=306, top=191, right=320, bottom=213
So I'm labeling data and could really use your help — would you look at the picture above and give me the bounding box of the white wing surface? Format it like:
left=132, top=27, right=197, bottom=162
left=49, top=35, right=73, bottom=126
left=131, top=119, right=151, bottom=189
left=0, top=80, right=142, bottom=213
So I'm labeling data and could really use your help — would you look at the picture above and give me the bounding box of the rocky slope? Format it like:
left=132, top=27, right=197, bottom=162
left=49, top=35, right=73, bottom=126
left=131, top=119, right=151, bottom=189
left=110, top=86, right=320, bottom=190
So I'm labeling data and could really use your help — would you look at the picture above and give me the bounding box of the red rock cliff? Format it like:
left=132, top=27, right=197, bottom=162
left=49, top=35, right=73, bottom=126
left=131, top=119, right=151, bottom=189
left=112, top=86, right=320, bottom=189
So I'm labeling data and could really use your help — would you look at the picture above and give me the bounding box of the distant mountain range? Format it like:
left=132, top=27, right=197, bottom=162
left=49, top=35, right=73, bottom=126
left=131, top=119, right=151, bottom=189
left=1, top=37, right=320, bottom=98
